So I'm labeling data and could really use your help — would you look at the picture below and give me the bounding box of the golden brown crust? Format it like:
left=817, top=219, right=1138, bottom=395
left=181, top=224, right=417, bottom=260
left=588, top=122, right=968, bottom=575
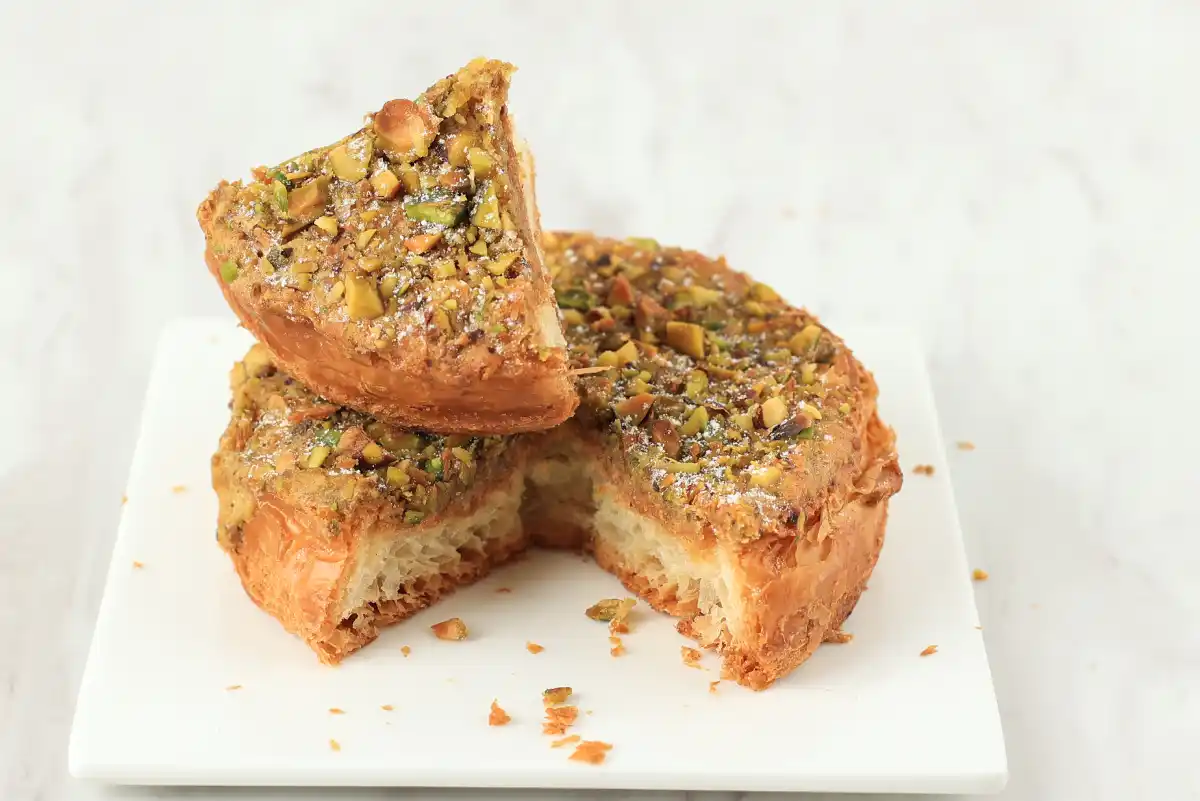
left=197, top=58, right=574, bottom=434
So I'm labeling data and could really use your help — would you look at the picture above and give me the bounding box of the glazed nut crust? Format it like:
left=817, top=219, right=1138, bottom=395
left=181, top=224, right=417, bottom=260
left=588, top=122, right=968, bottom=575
left=197, top=58, right=574, bottom=434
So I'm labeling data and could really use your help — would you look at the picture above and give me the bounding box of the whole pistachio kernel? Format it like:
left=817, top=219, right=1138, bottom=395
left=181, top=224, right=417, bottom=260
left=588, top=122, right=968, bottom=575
left=219, top=260, right=239, bottom=283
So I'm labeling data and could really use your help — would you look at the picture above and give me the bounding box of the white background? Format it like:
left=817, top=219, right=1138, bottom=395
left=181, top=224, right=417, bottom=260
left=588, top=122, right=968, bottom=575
left=0, top=1, right=1196, bottom=800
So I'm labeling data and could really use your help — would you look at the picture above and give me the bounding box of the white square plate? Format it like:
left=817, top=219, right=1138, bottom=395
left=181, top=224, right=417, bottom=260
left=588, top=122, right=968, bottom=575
left=70, top=317, right=1006, bottom=794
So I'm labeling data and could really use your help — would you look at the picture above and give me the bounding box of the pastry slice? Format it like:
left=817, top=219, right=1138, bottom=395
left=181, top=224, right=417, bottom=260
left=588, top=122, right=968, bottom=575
left=198, top=58, right=573, bottom=434
left=213, top=344, right=530, bottom=662
left=525, top=232, right=903, bottom=689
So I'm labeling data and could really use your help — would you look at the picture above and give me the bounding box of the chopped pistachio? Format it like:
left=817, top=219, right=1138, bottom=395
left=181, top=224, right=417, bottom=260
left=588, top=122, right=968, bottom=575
left=286, top=176, right=331, bottom=222
left=749, top=465, right=781, bottom=486
left=447, top=133, right=475, bottom=168
left=356, top=228, right=378, bottom=248
left=271, top=181, right=288, bottom=214
left=432, top=260, right=458, bottom=279
left=684, top=369, right=709, bottom=400
left=219, top=260, right=238, bottom=283
left=666, top=321, right=705, bottom=359
left=361, top=442, right=386, bottom=465
left=467, top=147, right=493, bottom=177
left=379, top=275, right=400, bottom=296
left=689, top=285, right=723, bottom=308
left=404, top=193, right=467, bottom=226
left=680, top=406, right=709, bottom=436
left=358, top=257, right=383, bottom=273
left=329, top=138, right=373, bottom=182
left=370, top=169, right=402, bottom=200
left=789, top=324, right=822, bottom=355
left=557, top=288, right=593, bottom=311
left=486, top=251, right=520, bottom=275
left=469, top=239, right=489, bottom=257
left=542, top=687, right=572, bottom=705
left=360, top=209, right=380, bottom=223
left=313, top=215, right=339, bottom=236
left=385, top=465, right=410, bottom=487
left=626, top=237, right=660, bottom=252
left=761, top=396, right=788, bottom=429
left=803, top=402, right=823, bottom=420
left=662, top=459, right=701, bottom=473
left=585, top=598, right=636, bottom=622
left=732, top=413, right=754, bottom=431
left=329, top=280, right=345, bottom=301
left=561, top=308, right=585, bottom=326
left=800, top=363, right=818, bottom=385
left=839, top=402, right=851, bottom=415
left=472, top=182, right=501, bottom=229
left=451, top=446, right=473, bottom=465
left=306, top=446, right=331, bottom=469
left=404, top=510, right=426, bottom=524
left=345, top=275, right=384, bottom=320
left=614, top=340, right=639, bottom=366
left=613, top=393, right=655, bottom=422
left=749, top=282, right=780, bottom=302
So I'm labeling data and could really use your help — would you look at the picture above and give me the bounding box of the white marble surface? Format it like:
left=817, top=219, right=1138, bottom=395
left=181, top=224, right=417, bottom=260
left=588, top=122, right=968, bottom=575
left=1, top=1, right=1196, bottom=799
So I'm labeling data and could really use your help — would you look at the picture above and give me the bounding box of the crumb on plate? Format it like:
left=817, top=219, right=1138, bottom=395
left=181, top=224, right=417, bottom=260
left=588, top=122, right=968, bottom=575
left=609, top=636, right=625, bottom=657
left=329, top=739, right=341, bottom=752
left=431, top=618, right=468, bottom=640
left=824, top=628, right=853, bottom=644
left=973, top=568, right=989, bottom=581
left=912, top=464, right=935, bottom=476
left=489, top=700, right=511, bottom=726
left=495, top=587, right=512, bottom=593
left=681, top=646, right=703, bottom=668
left=920, top=645, right=939, bottom=657
left=551, top=734, right=581, bottom=749
left=542, top=705, right=579, bottom=735
left=401, top=645, right=411, bottom=656
left=956, top=440, right=976, bottom=451
left=569, top=740, right=613, bottom=765
left=380, top=704, right=394, bottom=711
left=121, top=494, right=128, bottom=505
left=709, top=680, right=720, bottom=693
left=132, top=561, right=144, bottom=569
left=171, top=484, right=187, bottom=493
left=543, top=687, right=572, bottom=705
left=526, top=641, right=545, bottom=654
left=225, top=684, right=242, bottom=691
left=329, top=707, right=345, bottom=715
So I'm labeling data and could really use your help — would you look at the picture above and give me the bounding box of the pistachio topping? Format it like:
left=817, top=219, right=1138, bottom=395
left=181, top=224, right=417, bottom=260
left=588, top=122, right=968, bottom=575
left=547, top=232, right=853, bottom=512
left=204, top=59, right=552, bottom=361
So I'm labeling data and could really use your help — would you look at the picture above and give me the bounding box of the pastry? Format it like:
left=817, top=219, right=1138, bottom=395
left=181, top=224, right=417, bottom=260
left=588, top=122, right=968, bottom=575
left=212, top=233, right=902, bottom=688
left=198, top=58, right=574, bottom=435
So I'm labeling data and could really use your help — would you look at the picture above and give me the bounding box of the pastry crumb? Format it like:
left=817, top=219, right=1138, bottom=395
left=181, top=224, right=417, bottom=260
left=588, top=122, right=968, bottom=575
left=569, top=740, right=613, bottom=765
left=681, top=646, right=703, bottom=668
left=400, top=645, right=411, bottom=656
left=709, top=680, right=720, bottom=693
left=171, top=484, right=187, bottom=493
left=225, top=684, right=242, bottom=691
left=495, top=587, right=512, bottom=593
left=920, top=645, right=939, bottom=657
left=328, top=707, right=345, bottom=715
left=543, top=687, right=573, bottom=705
left=526, top=641, right=545, bottom=654
left=380, top=704, right=394, bottom=711
left=431, top=618, right=468, bottom=640
left=912, top=464, right=935, bottom=476
left=132, top=561, right=144, bottom=569
left=542, top=705, right=579, bottom=735
left=121, top=494, right=128, bottom=505
left=329, top=739, right=341, bottom=752
left=609, top=636, right=625, bottom=657
left=975, top=625, right=984, bottom=631
left=973, top=569, right=989, bottom=581
left=488, top=700, right=511, bottom=726
left=551, top=734, right=581, bottom=749
left=824, top=629, right=853, bottom=644
left=956, top=441, right=976, bottom=451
